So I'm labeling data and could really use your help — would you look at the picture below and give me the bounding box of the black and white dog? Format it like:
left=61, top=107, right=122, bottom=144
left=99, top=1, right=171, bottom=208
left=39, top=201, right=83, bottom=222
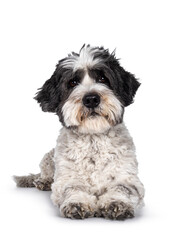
left=14, top=45, right=145, bottom=220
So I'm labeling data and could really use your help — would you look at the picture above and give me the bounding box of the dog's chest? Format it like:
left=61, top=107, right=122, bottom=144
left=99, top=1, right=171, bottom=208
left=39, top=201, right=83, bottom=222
left=54, top=125, right=134, bottom=179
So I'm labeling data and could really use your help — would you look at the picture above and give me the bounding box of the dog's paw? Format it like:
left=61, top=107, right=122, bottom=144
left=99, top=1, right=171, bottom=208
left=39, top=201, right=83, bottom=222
left=100, top=201, right=134, bottom=220
left=33, top=178, right=52, bottom=191
left=61, top=203, right=94, bottom=219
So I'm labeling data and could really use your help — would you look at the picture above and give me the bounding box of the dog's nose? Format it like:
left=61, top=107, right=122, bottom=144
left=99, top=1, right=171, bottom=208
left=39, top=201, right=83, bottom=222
left=82, top=94, right=100, bottom=108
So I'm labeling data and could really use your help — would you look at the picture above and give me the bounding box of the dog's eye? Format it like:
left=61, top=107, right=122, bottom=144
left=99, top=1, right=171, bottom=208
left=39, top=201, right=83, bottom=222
left=69, top=79, right=79, bottom=88
left=97, top=74, right=109, bottom=84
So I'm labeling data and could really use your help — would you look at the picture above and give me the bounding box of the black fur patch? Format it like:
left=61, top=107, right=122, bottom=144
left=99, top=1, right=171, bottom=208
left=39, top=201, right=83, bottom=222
left=34, top=65, right=84, bottom=122
left=90, top=48, right=140, bottom=106
left=34, top=67, right=63, bottom=112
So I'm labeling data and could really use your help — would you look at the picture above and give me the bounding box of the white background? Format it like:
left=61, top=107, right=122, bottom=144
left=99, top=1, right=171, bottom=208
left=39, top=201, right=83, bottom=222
left=0, top=0, right=180, bottom=239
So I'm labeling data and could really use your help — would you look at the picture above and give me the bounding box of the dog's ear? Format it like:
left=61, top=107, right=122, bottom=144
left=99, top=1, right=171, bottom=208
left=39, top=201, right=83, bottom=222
left=118, top=66, right=140, bottom=107
left=34, top=69, right=62, bottom=112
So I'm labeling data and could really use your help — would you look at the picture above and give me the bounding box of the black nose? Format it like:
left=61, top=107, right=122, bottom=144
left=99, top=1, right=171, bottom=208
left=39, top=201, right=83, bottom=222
left=82, top=94, right=100, bottom=108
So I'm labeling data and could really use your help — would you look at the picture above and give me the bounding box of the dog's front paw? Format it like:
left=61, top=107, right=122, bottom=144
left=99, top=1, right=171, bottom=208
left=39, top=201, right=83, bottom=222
left=100, top=201, right=134, bottom=220
left=61, top=203, right=94, bottom=219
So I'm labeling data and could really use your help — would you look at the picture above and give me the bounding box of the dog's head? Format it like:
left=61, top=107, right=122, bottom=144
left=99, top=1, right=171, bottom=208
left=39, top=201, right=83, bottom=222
left=35, top=45, right=140, bottom=134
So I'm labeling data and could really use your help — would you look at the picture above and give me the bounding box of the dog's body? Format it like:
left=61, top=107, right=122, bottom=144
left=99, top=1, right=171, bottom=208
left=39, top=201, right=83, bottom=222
left=14, top=45, right=145, bottom=220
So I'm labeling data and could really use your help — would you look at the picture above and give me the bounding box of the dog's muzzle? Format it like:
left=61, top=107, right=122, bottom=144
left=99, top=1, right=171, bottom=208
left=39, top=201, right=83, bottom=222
left=82, top=93, right=100, bottom=109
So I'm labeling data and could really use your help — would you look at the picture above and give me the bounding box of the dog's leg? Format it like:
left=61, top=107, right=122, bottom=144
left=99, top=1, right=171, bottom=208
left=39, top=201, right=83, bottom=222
left=51, top=182, right=97, bottom=219
left=97, top=175, right=145, bottom=220
left=33, top=148, right=55, bottom=191
left=14, top=149, right=55, bottom=191
left=60, top=191, right=97, bottom=219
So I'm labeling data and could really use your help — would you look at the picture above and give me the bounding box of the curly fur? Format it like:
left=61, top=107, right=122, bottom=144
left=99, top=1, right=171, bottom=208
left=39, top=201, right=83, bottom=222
left=14, top=45, right=144, bottom=220
left=52, top=123, right=144, bottom=219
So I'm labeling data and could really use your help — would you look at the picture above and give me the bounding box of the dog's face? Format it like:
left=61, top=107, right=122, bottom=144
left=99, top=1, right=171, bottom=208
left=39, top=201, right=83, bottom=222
left=35, top=45, right=140, bottom=134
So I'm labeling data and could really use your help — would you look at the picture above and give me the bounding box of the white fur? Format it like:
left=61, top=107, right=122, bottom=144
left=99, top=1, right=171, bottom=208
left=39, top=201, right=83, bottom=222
left=62, top=74, right=123, bottom=134
left=51, top=123, right=144, bottom=217
left=61, top=45, right=103, bottom=71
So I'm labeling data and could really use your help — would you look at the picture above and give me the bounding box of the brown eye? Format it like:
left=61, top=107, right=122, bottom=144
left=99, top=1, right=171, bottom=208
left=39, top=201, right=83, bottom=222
left=97, top=74, right=109, bottom=84
left=98, top=76, right=107, bottom=83
left=69, top=79, right=79, bottom=88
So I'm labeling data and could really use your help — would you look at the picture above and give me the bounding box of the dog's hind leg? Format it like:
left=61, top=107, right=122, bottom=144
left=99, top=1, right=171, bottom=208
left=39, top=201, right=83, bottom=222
left=14, top=148, right=55, bottom=191
left=34, top=148, right=55, bottom=191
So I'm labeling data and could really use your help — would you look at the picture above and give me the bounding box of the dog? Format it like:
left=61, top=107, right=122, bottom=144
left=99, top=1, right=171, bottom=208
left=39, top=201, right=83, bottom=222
left=14, top=45, right=145, bottom=220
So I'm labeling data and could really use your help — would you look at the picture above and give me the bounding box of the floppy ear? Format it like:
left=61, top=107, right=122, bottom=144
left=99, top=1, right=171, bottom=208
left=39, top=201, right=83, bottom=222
left=118, top=66, right=140, bottom=107
left=34, top=69, right=62, bottom=112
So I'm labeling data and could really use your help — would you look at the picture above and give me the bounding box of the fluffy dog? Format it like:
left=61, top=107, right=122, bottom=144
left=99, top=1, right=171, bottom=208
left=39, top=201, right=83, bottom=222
left=14, top=45, right=145, bottom=220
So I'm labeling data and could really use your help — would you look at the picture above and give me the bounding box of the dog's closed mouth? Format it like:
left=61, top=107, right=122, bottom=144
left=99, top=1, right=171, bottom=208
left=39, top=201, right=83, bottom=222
left=90, top=111, right=99, bottom=117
